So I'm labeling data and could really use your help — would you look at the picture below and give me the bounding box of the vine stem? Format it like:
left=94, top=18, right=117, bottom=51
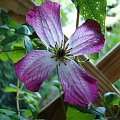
left=75, top=6, right=80, bottom=63
left=98, top=92, right=117, bottom=120
left=56, top=65, right=66, bottom=116
left=76, top=6, right=80, bottom=29
left=16, top=79, right=20, bottom=115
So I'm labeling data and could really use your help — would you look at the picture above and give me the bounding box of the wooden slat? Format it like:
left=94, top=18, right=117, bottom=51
left=97, top=43, right=120, bottom=83
left=0, top=0, right=35, bottom=23
left=38, top=94, right=66, bottom=120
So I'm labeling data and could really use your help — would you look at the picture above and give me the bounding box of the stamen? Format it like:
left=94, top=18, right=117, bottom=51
left=49, top=45, right=53, bottom=48
left=67, top=47, right=72, bottom=51
left=64, top=62, right=67, bottom=66
left=55, top=42, right=58, bottom=48
left=65, top=54, right=73, bottom=57
left=51, top=55, right=56, bottom=58
left=60, top=40, right=64, bottom=49
left=64, top=43, right=69, bottom=50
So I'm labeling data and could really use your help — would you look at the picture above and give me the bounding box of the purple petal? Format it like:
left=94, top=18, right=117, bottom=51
left=26, top=2, right=64, bottom=48
left=58, top=59, right=98, bottom=106
left=14, top=50, right=56, bottom=92
left=65, top=19, right=105, bottom=56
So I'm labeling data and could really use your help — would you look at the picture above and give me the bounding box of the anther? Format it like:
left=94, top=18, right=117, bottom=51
left=49, top=45, right=53, bottom=48
left=51, top=55, right=56, bottom=58
left=55, top=42, right=58, bottom=48
left=67, top=47, right=72, bottom=51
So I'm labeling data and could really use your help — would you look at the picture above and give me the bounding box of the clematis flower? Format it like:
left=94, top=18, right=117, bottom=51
left=14, top=1, right=105, bottom=106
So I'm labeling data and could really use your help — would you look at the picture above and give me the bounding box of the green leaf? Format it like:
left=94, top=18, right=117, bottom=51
left=0, top=52, right=8, bottom=61
left=33, top=92, right=41, bottom=99
left=0, top=26, right=9, bottom=35
left=113, top=97, right=120, bottom=106
left=67, top=107, right=96, bottom=120
left=72, top=0, right=106, bottom=32
left=15, top=25, right=31, bottom=35
left=0, top=109, right=16, bottom=116
left=89, top=53, right=99, bottom=60
left=7, top=17, right=18, bottom=29
left=0, top=50, right=25, bottom=63
left=23, top=109, right=32, bottom=118
left=0, top=114, right=10, bottom=120
left=3, top=87, right=17, bottom=93
left=1, top=34, right=21, bottom=46
left=24, top=36, right=33, bottom=52
left=36, top=0, right=42, bottom=5
left=53, top=80, right=61, bottom=89
left=10, top=115, right=25, bottom=120
left=103, top=92, right=119, bottom=107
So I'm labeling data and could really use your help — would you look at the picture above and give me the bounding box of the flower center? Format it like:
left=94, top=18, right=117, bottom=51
left=56, top=48, right=65, bottom=59
left=49, top=43, right=72, bottom=63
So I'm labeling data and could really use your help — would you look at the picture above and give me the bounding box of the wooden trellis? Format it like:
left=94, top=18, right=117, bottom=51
left=0, top=0, right=120, bottom=119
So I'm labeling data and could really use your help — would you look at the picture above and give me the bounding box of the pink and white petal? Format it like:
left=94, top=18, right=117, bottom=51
left=65, top=19, right=105, bottom=56
left=26, top=2, right=64, bottom=48
left=14, top=50, right=56, bottom=92
left=58, top=59, right=98, bottom=106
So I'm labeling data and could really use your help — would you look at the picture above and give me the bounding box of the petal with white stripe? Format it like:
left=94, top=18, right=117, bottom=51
left=65, top=19, right=105, bottom=56
left=26, top=2, right=64, bottom=48
left=14, top=50, right=56, bottom=92
left=58, top=59, right=98, bottom=106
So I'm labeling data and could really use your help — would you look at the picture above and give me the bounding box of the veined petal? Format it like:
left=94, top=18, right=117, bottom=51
left=14, top=50, right=56, bottom=92
left=26, top=2, right=64, bottom=48
left=65, top=19, right=105, bottom=56
left=58, top=59, right=98, bottom=106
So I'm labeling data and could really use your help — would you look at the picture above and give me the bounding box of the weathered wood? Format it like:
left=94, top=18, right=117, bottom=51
left=97, top=43, right=120, bottom=83
left=0, top=0, right=35, bottom=23
left=38, top=94, right=66, bottom=120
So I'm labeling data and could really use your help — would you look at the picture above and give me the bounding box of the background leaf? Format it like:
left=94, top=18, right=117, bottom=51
left=0, top=114, right=10, bottom=120
left=0, top=109, right=16, bottom=116
left=15, top=25, right=32, bottom=35
left=71, top=0, right=106, bottom=32
left=1, top=34, right=21, bottom=46
left=0, top=26, right=9, bottom=35
left=0, top=50, right=25, bottom=63
left=24, top=36, right=33, bottom=53
left=67, top=107, right=96, bottom=120
left=89, top=53, right=99, bottom=60
left=103, top=92, right=119, bottom=107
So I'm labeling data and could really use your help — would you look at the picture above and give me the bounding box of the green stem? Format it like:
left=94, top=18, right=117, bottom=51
left=76, top=6, right=80, bottom=29
left=56, top=65, right=66, bottom=115
left=98, top=92, right=117, bottom=120
left=75, top=7, right=80, bottom=62
left=16, top=79, right=20, bottom=115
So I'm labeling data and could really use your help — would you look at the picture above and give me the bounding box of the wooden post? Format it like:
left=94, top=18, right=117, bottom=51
left=97, top=43, right=120, bottom=83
